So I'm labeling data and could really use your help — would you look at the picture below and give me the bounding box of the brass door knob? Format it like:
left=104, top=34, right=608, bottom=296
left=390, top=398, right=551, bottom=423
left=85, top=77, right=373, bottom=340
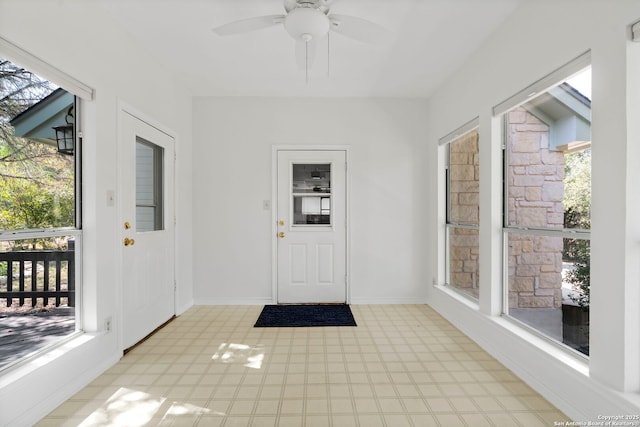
left=278, top=232, right=285, bottom=238
left=123, top=237, right=135, bottom=246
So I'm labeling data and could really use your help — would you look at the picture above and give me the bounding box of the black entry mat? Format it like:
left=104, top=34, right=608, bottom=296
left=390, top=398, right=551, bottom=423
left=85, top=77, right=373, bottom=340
left=254, top=304, right=357, bottom=327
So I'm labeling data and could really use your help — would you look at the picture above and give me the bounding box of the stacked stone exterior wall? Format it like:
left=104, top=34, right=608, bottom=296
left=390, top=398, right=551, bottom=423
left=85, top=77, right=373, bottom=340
left=507, top=108, right=564, bottom=309
left=448, top=131, right=479, bottom=299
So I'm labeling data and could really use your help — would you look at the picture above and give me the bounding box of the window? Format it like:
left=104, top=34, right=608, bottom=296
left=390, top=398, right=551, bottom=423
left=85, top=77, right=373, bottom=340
left=500, top=61, right=591, bottom=356
left=136, top=138, right=164, bottom=232
left=443, top=121, right=480, bottom=300
left=0, top=57, right=81, bottom=370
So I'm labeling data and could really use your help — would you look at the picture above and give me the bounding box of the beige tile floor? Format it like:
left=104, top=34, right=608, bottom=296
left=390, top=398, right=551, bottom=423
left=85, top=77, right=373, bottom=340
left=36, top=305, right=566, bottom=426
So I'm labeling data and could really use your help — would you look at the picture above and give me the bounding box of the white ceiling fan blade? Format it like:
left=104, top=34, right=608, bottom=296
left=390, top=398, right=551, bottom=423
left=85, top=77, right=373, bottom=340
left=213, top=15, right=285, bottom=36
left=295, top=39, right=318, bottom=70
left=329, top=14, right=390, bottom=44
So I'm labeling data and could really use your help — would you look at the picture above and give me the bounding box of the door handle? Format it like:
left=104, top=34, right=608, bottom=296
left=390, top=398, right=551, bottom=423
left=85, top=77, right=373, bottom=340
left=123, top=237, right=135, bottom=246
left=278, top=232, right=285, bottom=239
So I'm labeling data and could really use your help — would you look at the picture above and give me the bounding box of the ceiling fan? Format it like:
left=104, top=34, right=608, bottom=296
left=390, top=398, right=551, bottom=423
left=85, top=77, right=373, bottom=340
left=212, top=0, right=389, bottom=78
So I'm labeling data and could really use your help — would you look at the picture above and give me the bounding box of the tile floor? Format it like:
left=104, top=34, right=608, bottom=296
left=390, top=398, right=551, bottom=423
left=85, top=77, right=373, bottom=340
left=36, top=305, right=566, bottom=426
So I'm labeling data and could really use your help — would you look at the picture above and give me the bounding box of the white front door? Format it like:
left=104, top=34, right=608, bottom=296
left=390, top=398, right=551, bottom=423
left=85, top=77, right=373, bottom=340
left=276, top=150, right=347, bottom=303
left=119, top=110, right=175, bottom=350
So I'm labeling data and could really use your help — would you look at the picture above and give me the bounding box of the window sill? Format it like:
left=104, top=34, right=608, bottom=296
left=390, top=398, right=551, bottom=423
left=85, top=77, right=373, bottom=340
left=0, top=331, right=100, bottom=388
left=492, top=314, right=590, bottom=376
left=434, top=283, right=589, bottom=376
left=434, top=284, right=480, bottom=310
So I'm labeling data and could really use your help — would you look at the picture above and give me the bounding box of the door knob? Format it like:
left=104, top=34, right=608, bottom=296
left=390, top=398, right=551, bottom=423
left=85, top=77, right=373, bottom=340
left=279, top=220, right=285, bottom=226
left=123, top=237, right=135, bottom=246
left=278, top=232, right=285, bottom=238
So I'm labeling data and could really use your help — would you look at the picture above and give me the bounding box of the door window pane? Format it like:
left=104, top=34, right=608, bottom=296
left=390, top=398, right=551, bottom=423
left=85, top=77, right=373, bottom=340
left=292, top=163, right=331, bottom=225
left=136, top=138, right=163, bottom=232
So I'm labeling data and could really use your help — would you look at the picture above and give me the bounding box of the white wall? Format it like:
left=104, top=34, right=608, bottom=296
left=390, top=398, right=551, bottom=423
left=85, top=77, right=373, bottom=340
left=0, top=2, right=193, bottom=426
left=2, top=0, right=639, bottom=424
left=192, top=97, right=428, bottom=305
left=424, top=0, right=640, bottom=420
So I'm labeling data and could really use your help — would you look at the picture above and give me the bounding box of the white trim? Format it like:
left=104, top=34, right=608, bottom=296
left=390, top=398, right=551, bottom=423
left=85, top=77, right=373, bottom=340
left=0, top=228, right=81, bottom=240
left=118, top=101, right=177, bottom=139
left=492, top=50, right=591, bottom=116
left=196, top=297, right=274, bottom=306
left=0, top=35, right=94, bottom=100
left=271, top=148, right=279, bottom=304
left=350, top=297, right=428, bottom=305
left=271, top=145, right=351, bottom=304
left=632, top=20, right=640, bottom=42
left=438, top=117, right=480, bottom=146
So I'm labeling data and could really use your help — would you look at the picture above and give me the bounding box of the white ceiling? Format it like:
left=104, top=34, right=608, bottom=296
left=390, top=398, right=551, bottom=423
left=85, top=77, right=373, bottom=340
left=95, top=0, right=522, bottom=98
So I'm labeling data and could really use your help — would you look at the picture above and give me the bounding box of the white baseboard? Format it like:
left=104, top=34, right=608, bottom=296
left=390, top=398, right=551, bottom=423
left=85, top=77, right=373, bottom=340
left=194, top=297, right=430, bottom=306
left=350, top=297, right=428, bottom=305
left=195, top=297, right=274, bottom=306
left=175, top=299, right=194, bottom=315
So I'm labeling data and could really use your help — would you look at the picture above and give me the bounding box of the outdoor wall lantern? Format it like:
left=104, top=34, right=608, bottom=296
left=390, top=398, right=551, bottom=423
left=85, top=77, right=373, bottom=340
left=53, top=106, right=74, bottom=155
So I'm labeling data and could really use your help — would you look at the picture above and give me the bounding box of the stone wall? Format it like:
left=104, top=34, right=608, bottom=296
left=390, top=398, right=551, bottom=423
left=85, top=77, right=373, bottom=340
left=506, top=108, right=564, bottom=309
left=448, top=131, right=479, bottom=299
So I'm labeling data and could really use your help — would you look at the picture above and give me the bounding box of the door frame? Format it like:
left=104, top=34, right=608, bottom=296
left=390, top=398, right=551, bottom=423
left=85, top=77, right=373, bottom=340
left=116, top=100, right=177, bottom=352
left=271, top=145, right=351, bottom=304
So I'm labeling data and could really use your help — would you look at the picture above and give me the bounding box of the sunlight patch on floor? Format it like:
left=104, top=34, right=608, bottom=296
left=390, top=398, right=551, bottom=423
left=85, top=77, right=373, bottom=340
left=164, top=401, right=211, bottom=417
left=211, top=342, right=264, bottom=369
left=78, top=387, right=165, bottom=427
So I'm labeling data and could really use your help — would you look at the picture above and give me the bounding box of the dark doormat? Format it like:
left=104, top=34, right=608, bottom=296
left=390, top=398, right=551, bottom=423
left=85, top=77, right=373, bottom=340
left=254, top=304, right=357, bottom=327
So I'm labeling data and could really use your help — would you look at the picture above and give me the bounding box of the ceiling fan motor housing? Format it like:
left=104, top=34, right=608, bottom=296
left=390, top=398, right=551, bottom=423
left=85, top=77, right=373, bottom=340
left=284, top=6, right=330, bottom=41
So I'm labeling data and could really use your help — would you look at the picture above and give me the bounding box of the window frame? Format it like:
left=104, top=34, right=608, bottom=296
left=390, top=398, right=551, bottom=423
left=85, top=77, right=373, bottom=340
left=0, top=48, right=87, bottom=371
left=441, top=118, right=481, bottom=301
left=498, top=55, right=592, bottom=357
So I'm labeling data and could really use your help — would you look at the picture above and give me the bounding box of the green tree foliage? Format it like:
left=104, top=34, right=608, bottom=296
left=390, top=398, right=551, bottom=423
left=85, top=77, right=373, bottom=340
left=563, top=148, right=591, bottom=309
left=0, top=179, right=74, bottom=229
left=0, top=58, right=74, bottom=247
left=566, top=241, right=590, bottom=311
left=564, top=149, right=591, bottom=231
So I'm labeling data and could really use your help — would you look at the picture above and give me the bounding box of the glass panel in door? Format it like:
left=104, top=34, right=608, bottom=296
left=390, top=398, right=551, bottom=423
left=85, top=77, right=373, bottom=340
left=292, top=163, right=331, bottom=225
left=136, top=137, right=164, bottom=232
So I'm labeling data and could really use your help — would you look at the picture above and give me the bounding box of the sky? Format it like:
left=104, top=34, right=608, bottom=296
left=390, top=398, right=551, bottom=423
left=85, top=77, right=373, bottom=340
left=565, top=67, right=592, bottom=100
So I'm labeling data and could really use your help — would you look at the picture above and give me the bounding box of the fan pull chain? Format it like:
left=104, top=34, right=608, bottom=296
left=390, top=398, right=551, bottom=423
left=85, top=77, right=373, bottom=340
left=305, top=39, right=309, bottom=85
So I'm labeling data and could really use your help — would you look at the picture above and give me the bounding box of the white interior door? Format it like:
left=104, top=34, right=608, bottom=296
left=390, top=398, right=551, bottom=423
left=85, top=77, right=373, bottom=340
left=277, top=150, right=347, bottom=303
left=119, top=110, right=175, bottom=350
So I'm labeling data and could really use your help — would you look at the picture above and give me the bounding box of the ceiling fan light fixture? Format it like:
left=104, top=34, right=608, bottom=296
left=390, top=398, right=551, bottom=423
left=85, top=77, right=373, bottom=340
left=284, top=7, right=330, bottom=41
